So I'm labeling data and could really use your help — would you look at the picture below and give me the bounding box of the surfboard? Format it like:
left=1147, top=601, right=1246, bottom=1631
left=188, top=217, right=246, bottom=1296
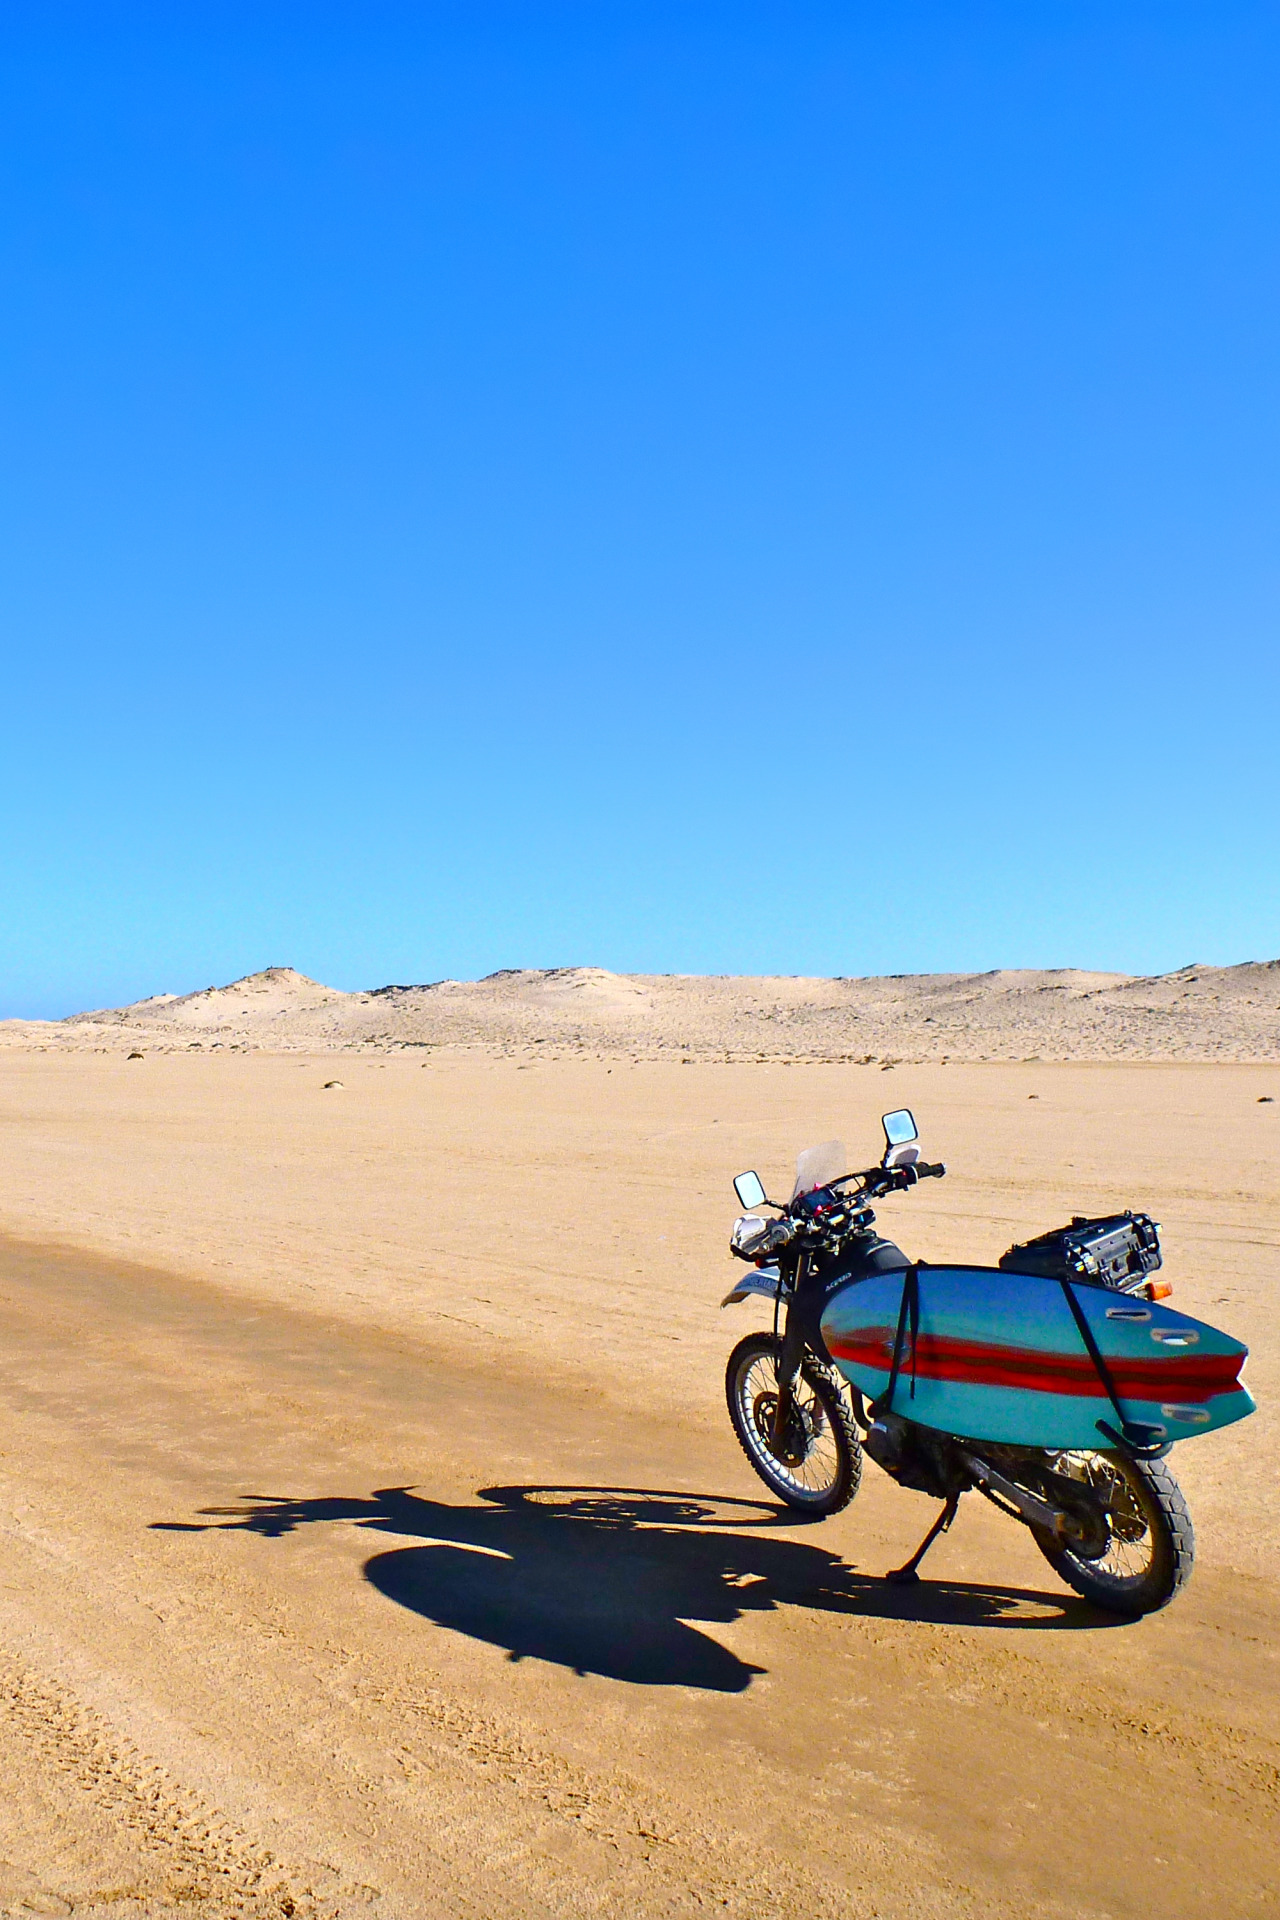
left=819, top=1266, right=1254, bottom=1450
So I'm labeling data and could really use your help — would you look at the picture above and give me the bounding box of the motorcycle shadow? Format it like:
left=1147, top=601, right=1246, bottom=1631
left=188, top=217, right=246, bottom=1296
left=155, top=1484, right=1118, bottom=1690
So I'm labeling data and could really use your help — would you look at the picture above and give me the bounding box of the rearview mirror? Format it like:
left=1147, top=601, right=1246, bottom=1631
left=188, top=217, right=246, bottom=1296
left=881, top=1108, right=918, bottom=1149
left=733, top=1170, right=767, bottom=1210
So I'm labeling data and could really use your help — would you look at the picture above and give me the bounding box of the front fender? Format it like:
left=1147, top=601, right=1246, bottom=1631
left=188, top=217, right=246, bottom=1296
left=721, top=1265, right=783, bottom=1307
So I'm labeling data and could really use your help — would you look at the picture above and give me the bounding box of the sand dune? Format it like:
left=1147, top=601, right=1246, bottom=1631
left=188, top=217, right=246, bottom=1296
left=3, top=957, right=1278, bottom=1059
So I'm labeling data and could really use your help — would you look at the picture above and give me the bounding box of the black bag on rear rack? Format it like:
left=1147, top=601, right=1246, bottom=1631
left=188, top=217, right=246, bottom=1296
left=998, top=1212, right=1162, bottom=1291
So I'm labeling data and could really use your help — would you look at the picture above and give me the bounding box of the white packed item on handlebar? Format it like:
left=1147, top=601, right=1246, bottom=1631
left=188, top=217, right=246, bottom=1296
left=731, top=1214, right=796, bottom=1258
left=731, top=1214, right=775, bottom=1257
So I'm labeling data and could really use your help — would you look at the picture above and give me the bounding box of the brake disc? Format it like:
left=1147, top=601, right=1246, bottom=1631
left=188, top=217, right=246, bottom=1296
left=752, top=1392, right=810, bottom=1468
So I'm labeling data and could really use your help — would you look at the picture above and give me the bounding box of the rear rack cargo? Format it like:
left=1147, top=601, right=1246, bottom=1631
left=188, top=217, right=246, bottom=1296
left=998, top=1212, right=1162, bottom=1291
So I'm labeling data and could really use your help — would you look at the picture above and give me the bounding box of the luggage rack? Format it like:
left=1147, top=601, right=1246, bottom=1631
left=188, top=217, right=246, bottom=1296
left=998, top=1211, right=1166, bottom=1296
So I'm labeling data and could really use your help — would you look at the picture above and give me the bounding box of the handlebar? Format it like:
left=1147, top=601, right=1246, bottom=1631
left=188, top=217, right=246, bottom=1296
left=840, top=1159, right=947, bottom=1197
left=733, top=1160, right=948, bottom=1259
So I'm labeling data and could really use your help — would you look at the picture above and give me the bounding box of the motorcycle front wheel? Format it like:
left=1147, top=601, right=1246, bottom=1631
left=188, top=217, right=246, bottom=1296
left=725, top=1333, right=862, bottom=1517
left=1030, top=1450, right=1195, bottom=1616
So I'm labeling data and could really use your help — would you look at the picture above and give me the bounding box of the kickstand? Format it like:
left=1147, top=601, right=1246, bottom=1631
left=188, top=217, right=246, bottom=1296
left=886, top=1491, right=961, bottom=1586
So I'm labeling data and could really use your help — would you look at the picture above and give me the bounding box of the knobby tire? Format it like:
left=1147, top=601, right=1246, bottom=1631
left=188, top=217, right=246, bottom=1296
left=725, top=1332, right=862, bottom=1517
left=1031, top=1451, right=1194, bottom=1616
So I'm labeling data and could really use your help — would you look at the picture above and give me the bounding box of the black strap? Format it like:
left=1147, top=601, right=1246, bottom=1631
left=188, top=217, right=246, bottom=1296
left=884, top=1267, right=920, bottom=1411
left=908, top=1269, right=920, bottom=1398
left=1058, top=1278, right=1166, bottom=1457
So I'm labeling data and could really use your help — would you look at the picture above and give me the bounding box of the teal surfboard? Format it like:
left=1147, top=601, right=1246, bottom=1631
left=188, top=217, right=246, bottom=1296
left=820, top=1266, right=1254, bottom=1450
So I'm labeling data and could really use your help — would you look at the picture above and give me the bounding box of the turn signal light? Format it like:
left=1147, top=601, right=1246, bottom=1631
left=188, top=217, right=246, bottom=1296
left=1145, top=1280, right=1173, bottom=1301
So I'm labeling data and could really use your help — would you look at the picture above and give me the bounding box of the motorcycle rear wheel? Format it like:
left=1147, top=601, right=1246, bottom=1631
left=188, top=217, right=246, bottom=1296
left=1030, top=1450, right=1194, bottom=1616
left=725, top=1333, right=862, bottom=1516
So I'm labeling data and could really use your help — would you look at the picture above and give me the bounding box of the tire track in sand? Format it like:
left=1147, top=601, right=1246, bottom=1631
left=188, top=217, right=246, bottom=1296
left=0, top=1653, right=375, bottom=1918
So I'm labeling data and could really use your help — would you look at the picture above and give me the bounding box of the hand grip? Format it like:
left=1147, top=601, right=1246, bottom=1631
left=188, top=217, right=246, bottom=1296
left=915, top=1161, right=947, bottom=1180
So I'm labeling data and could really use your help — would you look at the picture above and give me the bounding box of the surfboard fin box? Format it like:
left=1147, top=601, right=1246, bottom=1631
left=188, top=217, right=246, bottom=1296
left=1096, top=1418, right=1171, bottom=1460
left=1054, top=1274, right=1174, bottom=1458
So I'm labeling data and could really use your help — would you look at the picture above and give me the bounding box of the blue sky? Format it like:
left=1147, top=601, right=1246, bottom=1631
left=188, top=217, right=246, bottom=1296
left=3, top=3, right=1278, bottom=1017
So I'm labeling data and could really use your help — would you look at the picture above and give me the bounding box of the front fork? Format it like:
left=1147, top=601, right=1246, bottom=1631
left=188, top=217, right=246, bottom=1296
left=768, top=1256, right=865, bottom=1448
left=767, top=1254, right=804, bottom=1447
left=769, top=1315, right=807, bottom=1446
left=769, top=1254, right=840, bottom=1447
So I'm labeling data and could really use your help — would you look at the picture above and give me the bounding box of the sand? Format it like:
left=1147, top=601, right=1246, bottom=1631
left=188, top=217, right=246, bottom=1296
left=0, top=1036, right=1275, bottom=1917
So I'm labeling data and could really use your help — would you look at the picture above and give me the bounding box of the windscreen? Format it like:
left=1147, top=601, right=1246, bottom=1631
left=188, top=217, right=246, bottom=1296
left=791, top=1140, right=846, bottom=1199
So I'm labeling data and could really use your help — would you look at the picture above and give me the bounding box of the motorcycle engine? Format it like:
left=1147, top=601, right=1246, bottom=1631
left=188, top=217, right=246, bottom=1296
left=863, top=1414, right=955, bottom=1499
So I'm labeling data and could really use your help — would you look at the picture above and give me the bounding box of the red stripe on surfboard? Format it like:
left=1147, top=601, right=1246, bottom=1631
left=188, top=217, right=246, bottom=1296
left=825, top=1327, right=1243, bottom=1403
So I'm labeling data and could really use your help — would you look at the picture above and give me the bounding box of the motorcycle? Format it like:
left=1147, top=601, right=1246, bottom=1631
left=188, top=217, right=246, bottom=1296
left=722, top=1109, right=1253, bottom=1616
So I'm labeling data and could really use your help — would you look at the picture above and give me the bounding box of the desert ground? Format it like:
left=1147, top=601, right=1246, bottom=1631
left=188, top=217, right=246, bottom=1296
left=0, top=973, right=1276, bottom=1917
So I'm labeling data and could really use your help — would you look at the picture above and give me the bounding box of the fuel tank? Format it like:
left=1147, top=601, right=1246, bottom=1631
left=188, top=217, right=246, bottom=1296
left=795, top=1232, right=912, bottom=1353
